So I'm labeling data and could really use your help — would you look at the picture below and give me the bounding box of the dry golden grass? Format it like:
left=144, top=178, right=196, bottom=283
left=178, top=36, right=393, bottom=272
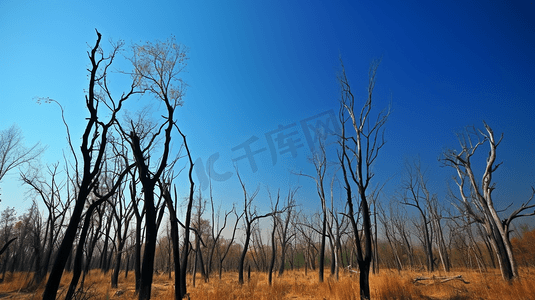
left=1, top=267, right=534, bottom=299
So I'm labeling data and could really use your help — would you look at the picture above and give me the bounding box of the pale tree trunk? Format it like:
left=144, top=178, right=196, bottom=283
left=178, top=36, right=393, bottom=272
left=442, top=122, right=535, bottom=280
left=297, top=135, right=328, bottom=283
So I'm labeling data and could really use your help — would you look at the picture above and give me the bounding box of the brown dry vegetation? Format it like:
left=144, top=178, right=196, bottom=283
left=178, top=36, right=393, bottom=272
left=1, top=268, right=535, bottom=300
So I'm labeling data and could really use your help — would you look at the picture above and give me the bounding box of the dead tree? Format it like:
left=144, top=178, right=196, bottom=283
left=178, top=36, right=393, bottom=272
left=178, top=128, right=196, bottom=299
left=442, top=122, right=535, bottom=280
left=20, top=163, right=70, bottom=285
left=327, top=185, right=350, bottom=280
left=268, top=190, right=281, bottom=285
left=277, top=188, right=298, bottom=277
left=160, top=179, right=182, bottom=300
left=377, top=203, right=403, bottom=271
left=338, top=58, right=389, bottom=300
left=42, top=30, right=140, bottom=300
left=236, top=169, right=272, bottom=284
left=295, top=212, right=321, bottom=273
left=0, top=123, right=44, bottom=183
left=111, top=179, right=134, bottom=288
left=400, top=160, right=435, bottom=272
left=65, top=159, right=133, bottom=300
left=297, top=136, right=329, bottom=282
left=130, top=172, right=145, bottom=292
left=250, top=225, right=268, bottom=272
left=119, top=36, right=187, bottom=300
left=218, top=209, right=243, bottom=279
left=192, top=192, right=209, bottom=284
left=429, top=191, right=451, bottom=272
left=207, top=193, right=236, bottom=279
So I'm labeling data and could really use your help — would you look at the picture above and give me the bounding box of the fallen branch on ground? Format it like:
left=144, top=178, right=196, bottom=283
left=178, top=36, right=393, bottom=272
left=344, top=265, right=359, bottom=274
left=413, top=275, right=470, bottom=285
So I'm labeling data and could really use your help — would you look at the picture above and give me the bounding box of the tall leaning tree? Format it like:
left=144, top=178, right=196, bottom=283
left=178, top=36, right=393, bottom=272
left=42, top=30, right=140, bottom=300
left=442, top=122, right=535, bottom=280
left=338, top=58, right=389, bottom=300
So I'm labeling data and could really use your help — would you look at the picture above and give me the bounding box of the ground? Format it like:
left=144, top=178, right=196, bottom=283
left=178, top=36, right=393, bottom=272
left=0, top=268, right=534, bottom=299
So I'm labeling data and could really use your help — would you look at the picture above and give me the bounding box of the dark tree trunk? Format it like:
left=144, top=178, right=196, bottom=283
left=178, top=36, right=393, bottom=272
left=111, top=210, right=131, bottom=289
left=179, top=132, right=195, bottom=299
left=268, top=215, right=277, bottom=285
left=163, top=187, right=181, bottom=300
left=65, top=199, right=102, bottom=300
left=125, top=253, right=130, bottom=279
left=42, top=31, right=105, bottom=300
left=44, top=184, right=91, bottom=299
left=139, top=182, right=157, bottom=300
left=330, top=241, right=336, bottom=276
left=131, top=180, right=144, bottom=293
left=238, top=229, right=251, bottom=284
left=278, top=204, right=293, bottom=277
left=195, top=237, right=207, bottom=282
left=111, top=245, right=123, bottom=288
left=359, top=261, right=371, bottom=299
left=42, top=30, right=135, bottom=300
left=100, top=212, right=113, bottom=272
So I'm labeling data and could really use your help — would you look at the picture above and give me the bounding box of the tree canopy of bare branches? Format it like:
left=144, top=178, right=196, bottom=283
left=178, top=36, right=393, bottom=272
left=442, top=121, right=535, bottom=280
left=0, top=124, right=44, bottom=194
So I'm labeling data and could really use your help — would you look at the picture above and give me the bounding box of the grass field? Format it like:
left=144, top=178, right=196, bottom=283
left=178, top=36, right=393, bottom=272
left=1, top=268, right=534, bottom=299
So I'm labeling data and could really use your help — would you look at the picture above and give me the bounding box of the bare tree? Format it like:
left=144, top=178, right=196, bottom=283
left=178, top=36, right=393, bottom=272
left=177, top=128, right=196, bottom=299
left=160, top=179, right=182, bottom=300
left=0, top=206, right=16, bottom=280
left=206, top=193, right=236, bottom=279
left=338, top=58, right=389, bottom=300
left=0, top=124, right=44, bottom=186
left=268, top=189, right=281, bottom=285
left=326, top=180, right=350, bottom=280
left=129, top=171, right=145, bottom=292
left=217, top=209, right=243, bottom=279
left=429, top=189, right=451, bottom=272
left=235, top=169, right=272, bottom=284
left=277, top=188, right=298, bottom=277
left=392, top=205, right=416, bottom=269
left=110, top=178, right=134, bottom=288
left=400, top=160, right=434, bottom=272
left=20, top=163, right=70, bottom=285
left=42, top=30, right=140, bottom=300
left=297, top=137, right=329, bottom=282
left=442, top=122, right=535, bottom=280
left=377, top=202, right=403, bottom=271
left=192, top=191, right=209, bottom=285
left=8, top=205, right=35, bottom=275
left=295, top=212, right=319, bottom=273
left=250, top=225, right=268, bottom=272
left=65, top=157, right=133, bottom=300
left=118, top=36, right=187, bottom=300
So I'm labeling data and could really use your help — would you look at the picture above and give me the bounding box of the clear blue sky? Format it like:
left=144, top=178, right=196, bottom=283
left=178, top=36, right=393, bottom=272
left=1, top=1, right=534, bottom=222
